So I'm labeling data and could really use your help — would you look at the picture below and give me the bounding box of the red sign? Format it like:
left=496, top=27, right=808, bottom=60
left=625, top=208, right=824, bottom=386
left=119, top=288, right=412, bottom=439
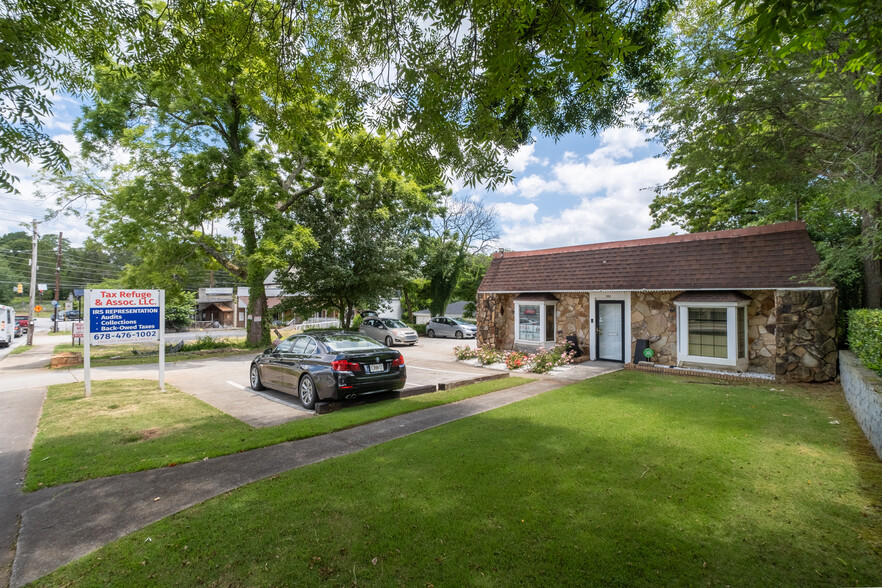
left=72, top=322, right=84, bottom=338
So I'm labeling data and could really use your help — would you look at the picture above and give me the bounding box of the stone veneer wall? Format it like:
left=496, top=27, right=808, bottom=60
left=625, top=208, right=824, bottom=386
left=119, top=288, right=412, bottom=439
left=476, top=293, right=514, bottom=349
left=839, top=350, right=882, bottom=459
left=557, top=293, right=591, bottom=356
left=630, top=290, right=777, bottom=372
left=631, top=292, right=678, bottom=365
left=774, top=289, right=838, bottom=382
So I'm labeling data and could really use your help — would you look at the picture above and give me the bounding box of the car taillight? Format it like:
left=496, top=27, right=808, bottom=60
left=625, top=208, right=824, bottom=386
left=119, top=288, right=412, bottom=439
left=332, top=360, right=361, bottom=372
left=391, top=355, right=404, bottom=367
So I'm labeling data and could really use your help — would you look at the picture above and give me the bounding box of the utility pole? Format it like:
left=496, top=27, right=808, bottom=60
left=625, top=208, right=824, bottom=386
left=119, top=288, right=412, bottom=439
left=54, top=233, right=62, bottom=333
left=26, top=220, right=38, bottom=346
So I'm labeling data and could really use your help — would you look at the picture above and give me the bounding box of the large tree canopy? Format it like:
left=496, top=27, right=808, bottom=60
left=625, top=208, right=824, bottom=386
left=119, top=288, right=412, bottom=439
left=648, top=0, right=881, bottom=308
left=0, top=0, right=140, bottom=192
left=8, top=0, right=677, bottom=193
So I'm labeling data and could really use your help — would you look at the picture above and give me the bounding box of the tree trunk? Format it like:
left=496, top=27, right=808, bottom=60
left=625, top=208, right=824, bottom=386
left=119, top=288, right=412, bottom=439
left=402, top=287, right=413, bottom=323
left=862, top=207, right=882, bottom=308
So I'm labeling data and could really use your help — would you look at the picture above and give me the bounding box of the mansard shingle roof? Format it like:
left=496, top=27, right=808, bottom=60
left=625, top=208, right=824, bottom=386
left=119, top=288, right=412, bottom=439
left=478, top=222, right=824, bottom=293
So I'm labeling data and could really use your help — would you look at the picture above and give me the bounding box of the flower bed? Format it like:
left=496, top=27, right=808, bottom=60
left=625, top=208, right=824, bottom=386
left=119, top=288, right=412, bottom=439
left=454, top=342, right=576, bottom=374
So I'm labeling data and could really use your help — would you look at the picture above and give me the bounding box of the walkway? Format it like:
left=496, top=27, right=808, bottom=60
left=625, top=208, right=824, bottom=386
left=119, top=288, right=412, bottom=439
left=2, top=335, right=620, bottom=586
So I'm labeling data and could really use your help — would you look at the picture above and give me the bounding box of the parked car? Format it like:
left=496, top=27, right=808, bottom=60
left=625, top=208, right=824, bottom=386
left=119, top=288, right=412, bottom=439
left=249, top=331, right=407, bottom=410
left=425, top=316, right=477, bottom=339
left=52, top=310, right=82, bottom=321
left=359, top=318, right=418, bottom=346
left=15, top=315, right=28, bottom=334
left=359, top=309, right=379, bottom=318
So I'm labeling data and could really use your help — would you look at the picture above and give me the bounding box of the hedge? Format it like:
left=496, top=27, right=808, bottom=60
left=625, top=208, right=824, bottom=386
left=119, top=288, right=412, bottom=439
left=847, top=309, right=882, bottom=374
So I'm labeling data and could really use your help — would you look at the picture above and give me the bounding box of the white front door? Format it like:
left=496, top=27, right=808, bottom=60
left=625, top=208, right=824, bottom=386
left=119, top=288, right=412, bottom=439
left=596, top=301, right=624, bottom=361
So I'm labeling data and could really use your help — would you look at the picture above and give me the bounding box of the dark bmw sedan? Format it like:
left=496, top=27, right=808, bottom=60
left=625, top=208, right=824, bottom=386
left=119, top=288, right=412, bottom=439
left=249, top=331, right=407, bottom=409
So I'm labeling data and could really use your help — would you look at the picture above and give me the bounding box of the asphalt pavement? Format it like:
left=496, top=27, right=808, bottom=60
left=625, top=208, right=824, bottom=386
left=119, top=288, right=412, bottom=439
left=0, top=326, right=621, bottom=587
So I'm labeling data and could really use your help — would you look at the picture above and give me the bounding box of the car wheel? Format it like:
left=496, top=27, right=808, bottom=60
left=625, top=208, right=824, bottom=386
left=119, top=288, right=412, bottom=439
left=427, top=329, right=435, bottom=338
left=250, top=364, right=265, bottom=391
left=299, top=374, right=317, bottom=410
left=384, top=335, right=393, bottom=347
left=455, top=330, right=463, bottom=339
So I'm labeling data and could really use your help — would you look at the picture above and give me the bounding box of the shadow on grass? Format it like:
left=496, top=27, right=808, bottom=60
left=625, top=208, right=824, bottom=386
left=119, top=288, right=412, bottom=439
left=33, top=372, right=882, bottom=588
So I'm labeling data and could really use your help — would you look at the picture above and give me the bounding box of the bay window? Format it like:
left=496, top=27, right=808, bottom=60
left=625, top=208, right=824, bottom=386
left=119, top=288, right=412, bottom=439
left=675, top=292, right=750, bottom=370
left=514, top=294, right=558, bottom=345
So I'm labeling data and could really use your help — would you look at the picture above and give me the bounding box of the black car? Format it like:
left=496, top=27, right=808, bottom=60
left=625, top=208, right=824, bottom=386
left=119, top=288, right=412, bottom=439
left=249, top=331, right=407, bottom=409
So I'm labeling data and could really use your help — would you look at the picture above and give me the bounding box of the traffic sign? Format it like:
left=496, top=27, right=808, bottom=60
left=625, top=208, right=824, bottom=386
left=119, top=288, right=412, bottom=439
left=34, top=305, right=42, bottom=312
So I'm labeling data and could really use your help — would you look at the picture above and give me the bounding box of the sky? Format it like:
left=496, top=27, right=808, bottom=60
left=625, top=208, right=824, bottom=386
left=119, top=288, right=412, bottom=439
left=1, top=97, right=679, bottom=252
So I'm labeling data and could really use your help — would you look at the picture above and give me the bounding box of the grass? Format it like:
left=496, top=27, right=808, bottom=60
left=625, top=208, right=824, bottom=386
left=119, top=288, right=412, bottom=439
left=24, top=376, right=535, bottom=490
left=50, top=341, right=252, bottom=367
left=32, top=370, right=882, bottom=587
left=9, top=344, right=31, bottom=354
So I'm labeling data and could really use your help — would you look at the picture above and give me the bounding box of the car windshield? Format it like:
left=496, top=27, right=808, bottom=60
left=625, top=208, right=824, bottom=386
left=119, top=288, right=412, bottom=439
left=450, top=318, right=474, bottom=326
left=382, top=319, right=408, bottom=329
left=322, top=334, right=386, bottom=352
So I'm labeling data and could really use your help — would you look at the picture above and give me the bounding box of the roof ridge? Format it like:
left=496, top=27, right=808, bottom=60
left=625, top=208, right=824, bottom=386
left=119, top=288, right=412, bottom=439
left=493, top=221, right=807, bottom=259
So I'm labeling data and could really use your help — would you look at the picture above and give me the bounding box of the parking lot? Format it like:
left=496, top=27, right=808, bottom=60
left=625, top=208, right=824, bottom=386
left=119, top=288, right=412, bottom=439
left=159, top=336, right=491, bottom=427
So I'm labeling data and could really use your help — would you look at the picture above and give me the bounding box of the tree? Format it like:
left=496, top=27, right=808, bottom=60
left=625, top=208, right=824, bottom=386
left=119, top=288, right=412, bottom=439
left=423, top=194, right=499, bottom=317
left=67, top=1, right=345, bottom=347
left=647, top=0, right=881, bottom=308
left=8, top=0, right=677, bottom=194
left=0, top=0, right=140, bottom=192
left=454, top=254, right=493, bottom=318
left=277, top=134, right=437, bottom=328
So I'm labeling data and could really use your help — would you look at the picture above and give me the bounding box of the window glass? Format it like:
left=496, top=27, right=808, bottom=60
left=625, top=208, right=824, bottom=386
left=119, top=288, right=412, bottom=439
left=545, top=304, right=556, bottom=342
left=383, top=319, right=408, bottom=328
left=303, top=339, right=317, bottom=355
left=518, top=304, right=541, bottom=342
left=737, top=306, right=746, bottom=359
left=291, top=337, right=309, bottom=354
left=275, top=338, right=295, bottom=353
left=687, top=308, right=728, bottom=358
left=323, top=334, right=385, bottom=352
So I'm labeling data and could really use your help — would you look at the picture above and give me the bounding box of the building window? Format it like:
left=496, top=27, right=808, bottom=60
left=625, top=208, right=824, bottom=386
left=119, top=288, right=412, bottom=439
left=676, top=300, right=749, bottom=369
left=515, top=300, right=556, bottom=344
left=688, top=308, right=728, bottom=358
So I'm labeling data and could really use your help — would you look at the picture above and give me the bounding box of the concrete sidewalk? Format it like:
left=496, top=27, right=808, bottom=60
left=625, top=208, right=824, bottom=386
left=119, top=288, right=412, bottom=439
left=9, top=365, right=619, bottom=587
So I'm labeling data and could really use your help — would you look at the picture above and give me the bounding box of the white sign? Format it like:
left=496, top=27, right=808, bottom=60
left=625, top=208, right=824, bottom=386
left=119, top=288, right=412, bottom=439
left=72, top=322, right=84, bottom=338
left=37, top=283, right=47, bottom=292
left=84, top=289, right=165, bottom=397
left=86, top=289, right=161, bottom=346
left=204, top=287, right=233, bottom=295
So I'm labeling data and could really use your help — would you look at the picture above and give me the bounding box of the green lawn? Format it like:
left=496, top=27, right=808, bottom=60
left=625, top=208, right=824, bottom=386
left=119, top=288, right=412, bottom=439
left=50, top=341, right=252, bottom=367
left=33, top=371, right=882, bottom=587
left=25, top=376, right=534, bottom=490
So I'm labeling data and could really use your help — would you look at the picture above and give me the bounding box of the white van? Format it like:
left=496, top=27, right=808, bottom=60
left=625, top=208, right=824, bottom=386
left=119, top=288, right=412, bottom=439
left=0, top=305, right=15, bottom=348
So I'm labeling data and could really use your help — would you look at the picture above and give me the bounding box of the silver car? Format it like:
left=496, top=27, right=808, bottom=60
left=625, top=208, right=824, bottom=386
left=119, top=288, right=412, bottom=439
left=425, top=317, right=477, bottom=339
left=359, top=318, right=419, bottom=346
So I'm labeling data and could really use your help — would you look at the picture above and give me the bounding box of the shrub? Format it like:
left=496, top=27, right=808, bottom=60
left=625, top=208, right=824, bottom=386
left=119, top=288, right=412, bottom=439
left=504, top=350, right=528, bottom=370
left=351, top=315, right=363, bottom=330
left=180, top=336, right=236, bottom=352
left=848, top=309, right=882, bottom=374
left=527, top=342, right=577, bottom=374
left=454, top=345, right=477, bottom=360
left=476, top=346, right=503, bottom=365
left=408, top=322, right=426, bottom=335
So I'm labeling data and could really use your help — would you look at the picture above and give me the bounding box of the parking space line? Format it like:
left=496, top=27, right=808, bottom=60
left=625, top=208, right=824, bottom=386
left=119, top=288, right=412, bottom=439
left=406, top=366, right=485, bottom=376
left=226, top=381, right=246, bottom=390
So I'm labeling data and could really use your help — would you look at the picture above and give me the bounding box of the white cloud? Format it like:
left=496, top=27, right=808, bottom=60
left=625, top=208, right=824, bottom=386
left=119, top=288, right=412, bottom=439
left=495, top=153, right=676, bottom=251
left=495, top=202, right=538, bottom=224
left=517, top=174, right=562, bottom=200
left=505, top=143, right=547, bottom=174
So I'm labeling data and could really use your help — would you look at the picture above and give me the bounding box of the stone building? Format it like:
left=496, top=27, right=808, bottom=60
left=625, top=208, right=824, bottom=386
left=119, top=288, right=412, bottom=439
left=476, top=222, right=837, bottom=382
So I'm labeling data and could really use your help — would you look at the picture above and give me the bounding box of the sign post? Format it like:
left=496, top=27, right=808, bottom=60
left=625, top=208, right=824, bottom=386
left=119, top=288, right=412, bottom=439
left=84, top=289, right=164, bottom=397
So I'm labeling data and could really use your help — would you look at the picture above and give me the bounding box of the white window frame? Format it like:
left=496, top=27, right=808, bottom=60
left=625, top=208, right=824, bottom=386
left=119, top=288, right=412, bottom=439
left=675, top=300, right=749, bottom=370
left=514, top=300, right=557, bottom=345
